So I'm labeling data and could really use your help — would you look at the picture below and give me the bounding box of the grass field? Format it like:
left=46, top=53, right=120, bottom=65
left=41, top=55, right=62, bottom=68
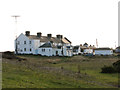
left=2, top=55, right=119, bottom=88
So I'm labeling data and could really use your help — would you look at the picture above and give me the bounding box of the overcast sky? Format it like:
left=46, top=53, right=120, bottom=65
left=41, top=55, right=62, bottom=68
left=0, top=0, right=119, bottom=51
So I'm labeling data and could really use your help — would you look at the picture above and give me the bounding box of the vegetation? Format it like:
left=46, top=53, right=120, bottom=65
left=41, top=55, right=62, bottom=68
left=101, top=65, right=116, bottom=73
left=113, top=60, right=120, bottom=73
left=101, top=60, right=120, bottom=73
left=2, top=54, right=119, bottom=88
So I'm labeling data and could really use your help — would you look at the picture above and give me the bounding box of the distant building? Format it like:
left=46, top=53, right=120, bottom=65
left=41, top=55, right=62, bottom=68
left=73, top=46, right=81, bottom=55
left=115, top=46, right=120, bottom=53
left=94, top=47, right=113, bottom=55
left=15, top=31, right=73, bottom=56
left=80, top=43, right=96, bottom=54
left=38, top=42, right=73, bottom=56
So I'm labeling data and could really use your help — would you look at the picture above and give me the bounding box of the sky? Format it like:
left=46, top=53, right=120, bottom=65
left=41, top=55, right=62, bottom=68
left=0, top=0, right=119, bottom=51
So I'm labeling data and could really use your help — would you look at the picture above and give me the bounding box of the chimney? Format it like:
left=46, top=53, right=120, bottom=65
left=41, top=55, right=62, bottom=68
left=60, top=35, right=63, bottom=39
left=25, top=31, right=30, bottom=36
left=80, top=44, right=82, bottom=46
left=47, top=34, right=52, bottom=38
left=56, top=34, right=61, bottom=39
left=37, top=32, right=42, bottom=37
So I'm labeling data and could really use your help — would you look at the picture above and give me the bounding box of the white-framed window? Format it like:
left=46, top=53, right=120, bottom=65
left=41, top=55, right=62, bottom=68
left=24, top=48, right=26, bottom=51
left=29, top=41, right=31, bottom=44
left=24, top=41, right=26, bottom=44
left=42, top=49, right=45, bottom=52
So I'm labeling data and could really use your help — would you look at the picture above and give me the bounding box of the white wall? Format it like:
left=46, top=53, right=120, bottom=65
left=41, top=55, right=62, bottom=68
left=38, top=48, right=53, bottom=56
left=84, top=49, right=93, bottom=54
left=38, top=47, right=73, bottom=56
left=15, top=33, right=41, bottom=54
left=94, top=50, right=113, bottom=55
left=73, top=47, right=81, bottom=55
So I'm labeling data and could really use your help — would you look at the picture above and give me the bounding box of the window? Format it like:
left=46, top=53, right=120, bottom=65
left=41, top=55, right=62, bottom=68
left=42, top=49, right=44, bottom=52
left=42, top=49, right=45, bottom=52
left=30, top=48, right=32, bottom=51
left=29, top=41, right=31, bottom=44
left=24, top=41, right=26, bottom=44
left=24, top=48, right=26, bottom=51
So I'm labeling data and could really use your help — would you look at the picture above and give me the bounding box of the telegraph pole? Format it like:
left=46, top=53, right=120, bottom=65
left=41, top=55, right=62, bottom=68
left=12, top=15, right=20, bottom=54
left=96, top=39, right=98, bottom=48
left=115, top=41, right=116, bottom=49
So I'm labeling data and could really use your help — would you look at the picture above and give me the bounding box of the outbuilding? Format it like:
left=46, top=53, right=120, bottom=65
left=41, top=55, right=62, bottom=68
left=115, top=46, right=120, bottom=53
left=94, top=48, right=113, bottom=55
left=38, top=42, right=73, bottom=56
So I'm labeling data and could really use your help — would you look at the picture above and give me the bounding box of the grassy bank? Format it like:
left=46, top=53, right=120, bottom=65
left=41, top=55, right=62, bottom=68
left=2, top=55, right=119, bottom=88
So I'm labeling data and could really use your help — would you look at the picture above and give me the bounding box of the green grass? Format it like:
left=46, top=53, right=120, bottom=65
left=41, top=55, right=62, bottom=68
left=2, top=55, right=119, bottom=88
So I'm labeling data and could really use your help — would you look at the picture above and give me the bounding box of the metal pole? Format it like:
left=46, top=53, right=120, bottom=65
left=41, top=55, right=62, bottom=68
left=61, top=38, right=64, bottom=56
left=12, top=15, right=20, bottom=54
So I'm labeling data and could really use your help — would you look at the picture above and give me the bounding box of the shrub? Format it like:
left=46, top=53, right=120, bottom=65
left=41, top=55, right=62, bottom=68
left=101, top=65, right=116, bottom=73
left=113, top=60, right=120, bottom=73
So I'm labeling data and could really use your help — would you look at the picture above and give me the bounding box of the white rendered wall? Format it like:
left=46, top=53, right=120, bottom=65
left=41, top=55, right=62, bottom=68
left=38, top=48, right=53, bottom=56
left=84, top=49, right=93, bottom=54
left=15, top=33, right=41, bottom=54
left=94, top=50, right=113, bottom=55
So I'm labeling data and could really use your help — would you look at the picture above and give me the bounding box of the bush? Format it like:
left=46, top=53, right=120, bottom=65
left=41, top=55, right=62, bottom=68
left=101, top=65, right=116, bottom=73
left=113, top=60, right=120, bottom=73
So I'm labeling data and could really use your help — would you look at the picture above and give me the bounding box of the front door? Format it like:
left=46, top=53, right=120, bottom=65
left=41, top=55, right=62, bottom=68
left=56, top=51, right=58, bottom=56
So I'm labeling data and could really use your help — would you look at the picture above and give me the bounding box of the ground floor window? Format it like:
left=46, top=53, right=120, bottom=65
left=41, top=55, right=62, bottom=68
left=24, top=48, right=26, bottom=51
left=56, top=51, right=58, bottom=56
left=42, top=49, right=45, bottom=52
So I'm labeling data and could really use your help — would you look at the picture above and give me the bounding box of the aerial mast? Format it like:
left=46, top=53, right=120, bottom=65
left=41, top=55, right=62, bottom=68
left=12, top=15, right=20, bottom=54
left=96, top=38, right=98, bottom=48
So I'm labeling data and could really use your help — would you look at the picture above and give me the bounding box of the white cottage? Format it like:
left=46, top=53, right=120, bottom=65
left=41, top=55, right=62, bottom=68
left=73, top=46, right=81, bottom=55
left=15, top=31, right=73, bottom=56
left=94, top=48, right=113, bottom=55
left=38, top=42, right=73, bottom=56
left=80, top=43, right=96, bottom=54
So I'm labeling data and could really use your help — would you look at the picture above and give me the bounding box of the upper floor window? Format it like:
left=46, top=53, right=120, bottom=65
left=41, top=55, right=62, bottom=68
left=29, top=41, right=31, bottom=44
left=24, top=41, right=26, bottom=44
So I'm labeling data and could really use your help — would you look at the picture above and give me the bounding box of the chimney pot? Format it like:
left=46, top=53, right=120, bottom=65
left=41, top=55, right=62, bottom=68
left=56, top=34, right=62, bottom=39
left=25, top=31, right=30, bottom=36
left=80, top=44, right=82, bottom=46
left=47, top=34, right=52, bottom=38
left=37, top=32, right=42, bottom=37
